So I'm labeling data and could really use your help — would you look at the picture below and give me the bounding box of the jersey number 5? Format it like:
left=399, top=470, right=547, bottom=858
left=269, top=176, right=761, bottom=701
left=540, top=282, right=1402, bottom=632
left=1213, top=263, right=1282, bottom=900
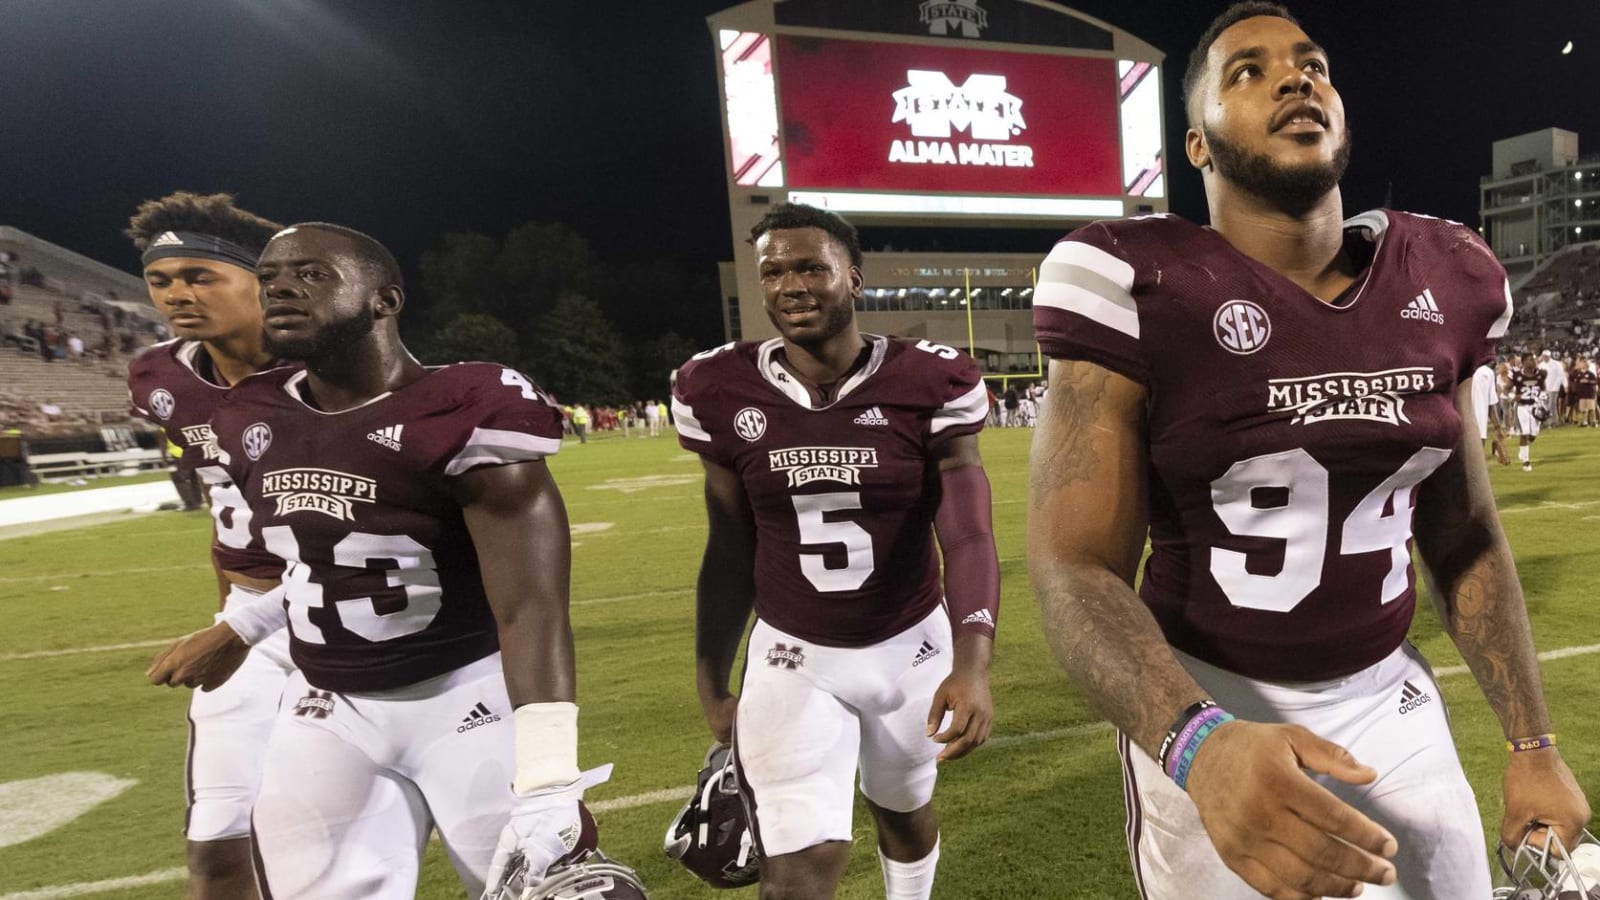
left=792, top=492, right=873, bottom=592
left=915, top=339, right=960, bottom=360
left=1209, top=447, right=1452, bottom=612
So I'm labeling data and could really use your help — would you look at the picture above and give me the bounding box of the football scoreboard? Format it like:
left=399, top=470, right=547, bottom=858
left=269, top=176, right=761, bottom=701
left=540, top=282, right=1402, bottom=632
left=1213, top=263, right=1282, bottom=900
left=708, top=0, right=1167, bottom=346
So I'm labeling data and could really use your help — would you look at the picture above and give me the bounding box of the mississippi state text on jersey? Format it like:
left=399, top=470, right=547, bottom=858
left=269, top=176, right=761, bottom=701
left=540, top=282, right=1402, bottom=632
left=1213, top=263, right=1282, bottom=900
left=128, top=338, right=288, bottom=581
left=1033, top=211, right=1513, bottom=681
left=672, top=336, right=988, bottom=646
left=212, top=363, right=563, bottom=691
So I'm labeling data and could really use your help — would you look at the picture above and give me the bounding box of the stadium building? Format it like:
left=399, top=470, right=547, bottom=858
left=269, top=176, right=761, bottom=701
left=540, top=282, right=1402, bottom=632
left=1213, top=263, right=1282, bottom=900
left=1480, top=128, right=1599, bottom=283
left=708, top=0, right=1166, bottom=377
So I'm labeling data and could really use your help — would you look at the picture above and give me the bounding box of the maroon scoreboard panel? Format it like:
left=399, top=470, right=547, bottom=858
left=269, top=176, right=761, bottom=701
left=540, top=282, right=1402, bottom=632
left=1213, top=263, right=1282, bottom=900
left=718, top=30, right=1164, bottom=219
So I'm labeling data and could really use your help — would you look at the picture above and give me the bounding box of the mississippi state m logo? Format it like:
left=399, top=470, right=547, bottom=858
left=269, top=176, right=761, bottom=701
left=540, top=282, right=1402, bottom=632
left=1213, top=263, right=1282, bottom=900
left=766, top=643, right=804, bottom=669
left=892, top=71, right=1024, bottom=141
left=294, top=690, right=335, bottom=718
left=919, top=0, right=988, bottom=37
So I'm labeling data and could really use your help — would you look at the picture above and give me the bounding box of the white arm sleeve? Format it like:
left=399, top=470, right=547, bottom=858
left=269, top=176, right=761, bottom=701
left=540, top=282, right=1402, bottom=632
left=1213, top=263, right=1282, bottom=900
left=215, top=583, right=289, bottom=646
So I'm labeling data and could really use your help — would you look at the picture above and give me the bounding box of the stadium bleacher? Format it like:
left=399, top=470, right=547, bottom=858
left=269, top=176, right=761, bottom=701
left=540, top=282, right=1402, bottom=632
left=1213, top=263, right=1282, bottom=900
left=0, top=227, right=170, bottom=480
left=1507, top=241, right=1600, bottom=352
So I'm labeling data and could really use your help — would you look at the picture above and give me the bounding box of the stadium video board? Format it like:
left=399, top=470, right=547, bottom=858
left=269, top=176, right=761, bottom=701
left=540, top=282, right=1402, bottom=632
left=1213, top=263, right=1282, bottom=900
left=718, top=30, right=1163, bottom=219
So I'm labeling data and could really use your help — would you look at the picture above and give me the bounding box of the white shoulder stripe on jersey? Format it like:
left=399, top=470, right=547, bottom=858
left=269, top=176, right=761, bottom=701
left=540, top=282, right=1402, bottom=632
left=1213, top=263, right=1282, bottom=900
left=671, top=397, right=711, bottom=442
left=1488, top=278, right=1513, bottom=340
left=443, top=427, right=563, bottom=476
left=1035, top=281, right=1140, bottom=339
left=1041, top=240, right=1136, bottom=295
left=931, top=380, right=991, bottom=434
left=1035, top=241, right=1140, bottom=339
left=1343, top=209, right=1391, bottom=238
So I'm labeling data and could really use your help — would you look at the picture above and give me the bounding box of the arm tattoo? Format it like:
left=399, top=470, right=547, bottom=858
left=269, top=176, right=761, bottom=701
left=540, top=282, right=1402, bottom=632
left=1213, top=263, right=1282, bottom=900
left=1034, top=563, right=1206, bottom=755
left=1028, top=363, right=1110, bottom=503
left=1416, top=450, right=1552, bottom=738
left=1028, top=360, right=1206, bottom=756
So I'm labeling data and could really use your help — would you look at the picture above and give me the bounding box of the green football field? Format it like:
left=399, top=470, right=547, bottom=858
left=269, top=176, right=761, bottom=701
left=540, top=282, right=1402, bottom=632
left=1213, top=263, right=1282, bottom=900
left=2, top=426, right=1597, bottom=899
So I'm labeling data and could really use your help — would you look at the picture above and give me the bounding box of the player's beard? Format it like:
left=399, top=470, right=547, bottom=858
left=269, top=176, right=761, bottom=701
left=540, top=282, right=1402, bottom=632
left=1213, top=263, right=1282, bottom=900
left=264, top=306, right=376, bottom=362
left=1204, top=124, right=1352, bottom=218
left=771, top=294, right=856, bottom=350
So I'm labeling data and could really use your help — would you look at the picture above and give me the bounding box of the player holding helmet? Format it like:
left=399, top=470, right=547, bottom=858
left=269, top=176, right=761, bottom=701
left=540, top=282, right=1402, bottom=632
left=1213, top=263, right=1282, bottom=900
left=673, top=203, right=999, bottom=899
left=147, top=222, right=644, bottom=898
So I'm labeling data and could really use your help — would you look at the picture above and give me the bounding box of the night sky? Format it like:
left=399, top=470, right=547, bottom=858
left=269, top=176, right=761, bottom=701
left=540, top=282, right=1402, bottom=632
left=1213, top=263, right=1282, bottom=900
left=2, top=0, right=1595, bottom=315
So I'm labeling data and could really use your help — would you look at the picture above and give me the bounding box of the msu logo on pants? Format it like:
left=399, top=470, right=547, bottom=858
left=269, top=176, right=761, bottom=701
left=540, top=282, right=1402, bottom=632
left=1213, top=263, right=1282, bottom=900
left=294, top=690, right=335, bottom=719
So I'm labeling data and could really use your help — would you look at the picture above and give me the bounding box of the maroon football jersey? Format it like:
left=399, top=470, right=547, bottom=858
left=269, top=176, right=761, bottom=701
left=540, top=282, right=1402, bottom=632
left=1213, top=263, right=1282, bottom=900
left=673, top=336, right=989, bottom=647
left=1033, top=211, right=1513, bottom=681
left=212, top=363, right=564, bottom=692
left=1509, top=368, right=1547, bottom=405
left=128, top=339, right=289, bottom=581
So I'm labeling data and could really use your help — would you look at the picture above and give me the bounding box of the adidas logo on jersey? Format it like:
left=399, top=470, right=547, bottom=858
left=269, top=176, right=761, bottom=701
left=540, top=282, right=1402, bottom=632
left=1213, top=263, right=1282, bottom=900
left=456, top=701, right=501, bottom=733
left=960, top=609, right=995, bottom=628
left=1398, top=680, right=1432, bottom=715
left=1401, top=289, right=1445, bottom=324
left=367, top=424, right=404, bottom=451
left=912, top=640, right=941, bottom=667
left=853, top=406, right=889, bottom=426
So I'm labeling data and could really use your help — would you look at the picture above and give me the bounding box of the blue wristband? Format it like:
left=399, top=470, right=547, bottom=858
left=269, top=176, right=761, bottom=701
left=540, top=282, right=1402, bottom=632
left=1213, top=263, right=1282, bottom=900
left=1171, top=710, right=1235, bottom=792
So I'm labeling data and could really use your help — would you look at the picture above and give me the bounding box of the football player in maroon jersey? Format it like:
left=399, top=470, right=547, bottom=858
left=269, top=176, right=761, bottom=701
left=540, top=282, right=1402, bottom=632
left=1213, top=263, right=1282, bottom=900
left=1509, top=354, right=1550, bottom=470
left=146, top=223, right=625, bottom=899
left=674, top=203, right=999, bottom=900
left=128, top=191, right=289, bottom=900
left=1028, top=4, right=1590, bottom=900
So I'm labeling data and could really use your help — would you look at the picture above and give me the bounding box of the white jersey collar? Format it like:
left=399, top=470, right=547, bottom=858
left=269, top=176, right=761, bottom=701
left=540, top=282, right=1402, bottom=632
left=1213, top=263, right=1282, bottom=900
left=756, top=334, right=888, bottom=410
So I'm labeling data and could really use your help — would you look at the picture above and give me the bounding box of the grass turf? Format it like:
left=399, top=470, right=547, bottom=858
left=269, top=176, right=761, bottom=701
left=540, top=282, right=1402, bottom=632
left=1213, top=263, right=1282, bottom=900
left=1, top=425, right=1597, bottom=898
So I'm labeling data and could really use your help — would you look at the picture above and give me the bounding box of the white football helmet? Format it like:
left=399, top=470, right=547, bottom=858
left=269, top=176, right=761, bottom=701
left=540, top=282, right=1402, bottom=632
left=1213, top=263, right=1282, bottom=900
left=1494, top=827, right=1600, bottom=899
left=482, top=850, right=649, bottom=900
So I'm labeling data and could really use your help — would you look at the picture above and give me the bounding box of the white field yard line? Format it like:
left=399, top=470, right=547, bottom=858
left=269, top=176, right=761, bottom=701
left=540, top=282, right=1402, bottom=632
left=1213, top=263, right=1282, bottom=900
left=0, top=869, right=188, bottom=900
left=6, top=644, right=1600, bottom=900
left=0, top=564, right=208, bottom=584
left=0, top=638, right=177, bottom=662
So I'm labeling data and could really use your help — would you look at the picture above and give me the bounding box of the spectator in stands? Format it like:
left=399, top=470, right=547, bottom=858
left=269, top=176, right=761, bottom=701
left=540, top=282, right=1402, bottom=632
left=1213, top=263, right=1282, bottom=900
left=67, top=332, right=85, bottom=361
left=0, top=283, right=10, bottom=305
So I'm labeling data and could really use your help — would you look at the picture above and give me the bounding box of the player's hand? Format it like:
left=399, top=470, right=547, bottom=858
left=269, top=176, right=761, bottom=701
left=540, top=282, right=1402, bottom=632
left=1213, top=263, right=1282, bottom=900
left=701, top=694, right=738, bottom=745
left=926, top=661, right=993, bottom=762
left=484, top=765, right=611, bottom=894
left=1500, top=747, right=1592, bottom=851
left=145, top=622, right=250, bottom=691
left=1185, top=720, right=1398, bottom=900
